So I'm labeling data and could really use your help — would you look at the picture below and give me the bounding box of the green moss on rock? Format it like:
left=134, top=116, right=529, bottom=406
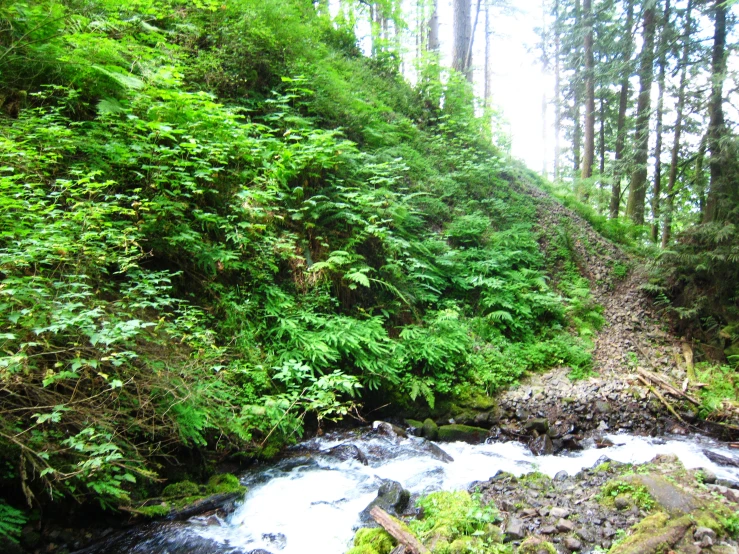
left=518, top=537, right=557, bottom=554
left=162, top=480, right=200, bottom=498
left=207, top=474, right=245, bottom=495
left=437, top=424, right=488, bottom=443
left=348, top=527, right=395, bottom=554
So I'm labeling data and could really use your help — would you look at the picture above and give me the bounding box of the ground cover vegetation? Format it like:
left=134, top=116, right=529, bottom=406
left=0, top=0, right=606, bottom=536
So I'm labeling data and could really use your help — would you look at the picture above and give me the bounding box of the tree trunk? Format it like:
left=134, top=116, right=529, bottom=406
left=581, top=0, right=595, bottom=186
left=573, top=0, right=582, bottom=174
left=464, top=0, right=483, bottom=83
left=484, top=3, right=494, bottom=108
left=428, top=0, right=440, bottom=53
left=703, top=0, right=729, bottom=223
left=554, top=0, right=562, bottom=180
left=599, top=93, right=606, bottom=176
left=652, top=0, right=671, bottom=241
left=609, top=0, right=635, bottom=219
left=452, top=0, right=472, bottom=80
left=625, top=4, right=657, bottom=225
left=662, top=0, right=693, bottom=248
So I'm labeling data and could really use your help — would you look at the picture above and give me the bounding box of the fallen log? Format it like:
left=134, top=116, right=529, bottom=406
left=370, top=506, right=429, bottom=554
left=703, top=449, right=739, bottom=468
left=637, top=368, right=700, bottom=405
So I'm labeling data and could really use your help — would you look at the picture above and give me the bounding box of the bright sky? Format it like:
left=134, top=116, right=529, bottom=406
left=436, top=0, right=550, bottom=173
left=336, top=0, right=552, bottom=173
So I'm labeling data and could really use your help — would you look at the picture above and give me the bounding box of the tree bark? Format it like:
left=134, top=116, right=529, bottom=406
left=428, top=0, right=440, bottom=53
left=465, top=0, right=483, bottom=82
left=452, top=0, right=472, bottom=80
left=652, top=0, right=671, bottom=241
left=554, top=0, right=562, bottom=180
left=573, top=0, right=582, bottom=174
left=370, top=507, right=430, bottom=554
left=662, top=0, right=693, bottom=248
left=484, top=2, right=494, bottom=108
left=625, top=3, right=657, bottom=225
left=703, top=0, right=729, bottom=223
left=581, top=0, right=595, bottom=187
left=609, top=0, right=635, bottom=219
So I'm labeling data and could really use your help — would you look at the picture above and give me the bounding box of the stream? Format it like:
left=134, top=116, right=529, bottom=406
left=80, top=430, right=739, bottom=554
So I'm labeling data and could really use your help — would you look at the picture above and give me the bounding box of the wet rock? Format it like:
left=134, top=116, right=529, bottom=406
left=419, top=440, right=454, bottom=463
left=529, top=434, right=553, bottom=456
left=563, top=537, right=582, bottom=551
left=360, top=480, right=410, bottom=523
left=405, top=419, right=424, bottom=435
left=504, top=517, right=525, bottom=541
left=524, top=418, right=550, bottom=434
left=595, top=401, right=611, bottom=414
left=437, top=424, right=488, bottom=443
left=261, top=533, right=286, bottom=550
left=540, top=525, right=556, bottom=535
left=373, top=421, right=407, bottom=438
left=554, top=470, right=568, bottom=481
left=422, top=418, right=439, bottom=440
left=325, top=443, right=368, bottom=465
left=702, top=449, right=739, bottom=468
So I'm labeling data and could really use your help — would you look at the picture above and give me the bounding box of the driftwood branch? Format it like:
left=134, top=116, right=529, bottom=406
left=637, top=368, right=700, bottom=405
left=370, top=506, right=429, bottom=554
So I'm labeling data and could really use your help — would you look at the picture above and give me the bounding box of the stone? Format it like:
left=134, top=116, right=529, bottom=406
left=421, top=418, right=439, bottom=440
left=698, top=467, right=717, bottom=484
left=529, top=434, right=554, bottom=456
left=504, top=517, right=525, bottom=541
left=372, top=420, right=407, bottom=438
left=554, top=470, right=569, bottom=481
left=540, top=525, right=557, bottom=535
left=359, top=480, right=410, bottom=523
left=563, top=537, right=582, bottom=551
left=420, top=439, right=454, bottom=463
left=595, top=400, right=611, bottom=414
left=549, top=507, right=570, bottom=519
left=325, top=443, right=368, bottom=465
left=556, top=519, right=575, bottom=533
left=614, top=495, right=630, bottom=510
left=623, top=474, right=699, bottom=516
left=524, top=418, right=550, bottom=434
left=437, top=424, right=488, bottom=443
left=695, top=527, right=717, bottom=541
left=700, top=534, right=715, bottom=548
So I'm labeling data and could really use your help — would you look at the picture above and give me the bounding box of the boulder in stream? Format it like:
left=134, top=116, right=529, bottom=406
left=372, top=420, right=407, bottom=439
left=529, top=434, right=554, bottom=456
left=359, top=480, right=411, bottom=523
left=324, top=443, right=368, bottom=466
left=437, top=424, right=488, bottom=443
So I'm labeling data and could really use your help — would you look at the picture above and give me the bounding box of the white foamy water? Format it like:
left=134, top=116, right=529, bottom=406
left=189, top=431, right=739, bottom=554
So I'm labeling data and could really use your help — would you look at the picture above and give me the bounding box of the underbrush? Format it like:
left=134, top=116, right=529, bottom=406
left=0, top=0, right=604, bottom=528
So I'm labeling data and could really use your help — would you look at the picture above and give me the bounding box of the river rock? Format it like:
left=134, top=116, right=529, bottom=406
left=529, top=434, right=553, bottom=456
left=373, top=421, right=407, bottom=438
left=419, top=439, right=454, bottom=463
left=359, top=480, right=410, bottom=523
left=549, top=507, right=570, bottom=519
left=554, top=470, right=568, bottom=481
left=504, top=517, right=525, bottom=541
left=556, top=518, right=575, bottom=532
left=524, top=418, right=550, bottom=434
left=563, top=537, right=582, bottom=551
left=422, top=418, right=439, bottom=440
left=437, top=424, right=488, bottom=443
left=325, top=443, right=368, bottom=465
left=703, top=449, right=739, bottom=468
left=623, top=474, right=699, bottom=515
left=695, top=527, right=717, bottom=542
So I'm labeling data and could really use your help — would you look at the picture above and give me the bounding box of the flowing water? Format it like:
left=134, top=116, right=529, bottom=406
left=83, top=430, right=739, bottom=554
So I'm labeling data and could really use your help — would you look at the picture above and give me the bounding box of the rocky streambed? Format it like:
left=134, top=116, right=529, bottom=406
left=64, top=424, right=739, bottom=554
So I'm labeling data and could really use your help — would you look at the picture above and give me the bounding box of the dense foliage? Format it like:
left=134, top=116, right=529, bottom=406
left=0, top=0, right=603, bottom=531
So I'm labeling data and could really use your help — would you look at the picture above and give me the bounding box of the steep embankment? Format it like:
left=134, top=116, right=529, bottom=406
left=493, top=180, right=738, bottom=445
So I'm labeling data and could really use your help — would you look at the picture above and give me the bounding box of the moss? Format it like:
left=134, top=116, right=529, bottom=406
left=136, top=504, right=171, bottom=518
left=351, top=527, right=395, bottom=554
left=599, top=480, right=655, bottom=511
left=346, top=546, right=378, bottom=554
left=448, top=536, right=484, bottom=553
left=207, top=473, right=245, bottom=495
left=436, top=424, right=488, bottom=443
left=162, top=480, right=200, bottom=498
left=518, top=537, right=557, bottom=554
left=609, top=512, right=693, bottom=554
left=593, top=461, right=611, bottom=473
